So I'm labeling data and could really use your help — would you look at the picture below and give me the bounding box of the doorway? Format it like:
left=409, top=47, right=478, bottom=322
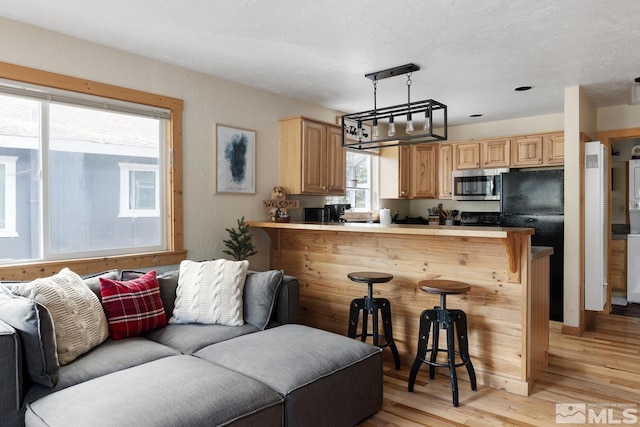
left=598, top=129, right=640, bottom=316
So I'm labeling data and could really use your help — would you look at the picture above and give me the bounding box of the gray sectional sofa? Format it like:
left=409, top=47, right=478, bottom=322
left=0, top=267, right=383, bottom=427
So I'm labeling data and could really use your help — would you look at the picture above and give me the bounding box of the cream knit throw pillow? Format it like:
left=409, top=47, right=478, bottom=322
left=170, top=259, right=249, bottom=326
left=12, top=268, right=109, bottom=365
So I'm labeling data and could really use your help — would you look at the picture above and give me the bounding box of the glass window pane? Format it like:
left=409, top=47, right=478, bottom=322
left=0, top=94, right=40, bottom=261
left=48, top=103, right=163, bottom=255
left=131, top=170, right=156, bottom=210
left=0, top=164, right=5, bottom=228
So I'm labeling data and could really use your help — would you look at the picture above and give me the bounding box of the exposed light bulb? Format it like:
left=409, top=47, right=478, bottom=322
left=388, top=116, right=396, bottom=137
left=356, top=121, right=363, bottom=141
left=372, top=118, right=379, bottom=139
left=423, top=113, right=431, bottom=131
left=406, top=113, right=414, bottom=134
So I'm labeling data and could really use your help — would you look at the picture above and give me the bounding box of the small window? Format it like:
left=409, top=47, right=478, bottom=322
left=0, top=156, right=18, bottom=238
left=326, top=150, right=379, bottom=212
left=119, top=163, right=160, bottom=217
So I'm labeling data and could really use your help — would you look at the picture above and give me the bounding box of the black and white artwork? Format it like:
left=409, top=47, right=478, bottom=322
left=215, top=124, right=256, bottom=194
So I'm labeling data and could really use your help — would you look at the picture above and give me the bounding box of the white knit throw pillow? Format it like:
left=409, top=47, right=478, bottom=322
left=170, top=259, right=249, bottom=326
left=12, top=268, right=109, bottom=365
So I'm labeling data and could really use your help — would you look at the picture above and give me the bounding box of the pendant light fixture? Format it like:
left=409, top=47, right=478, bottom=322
left=341, top=63, right=447, bottom=150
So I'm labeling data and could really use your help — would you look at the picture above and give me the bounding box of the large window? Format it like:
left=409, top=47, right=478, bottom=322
left=0, top=82, right=169, bottom=263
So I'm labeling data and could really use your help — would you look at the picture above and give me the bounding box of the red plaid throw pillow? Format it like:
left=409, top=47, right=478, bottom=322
left=99, top=270, right=166, bottom=340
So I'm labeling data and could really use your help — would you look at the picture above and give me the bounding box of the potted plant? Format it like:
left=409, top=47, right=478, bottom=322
left=223, top=216, right=258, bottom=261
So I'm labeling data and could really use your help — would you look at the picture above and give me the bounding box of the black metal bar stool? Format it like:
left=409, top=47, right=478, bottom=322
left=347, top=271, right=400, bottom=370
left=408, top=279, right=477, bottom=407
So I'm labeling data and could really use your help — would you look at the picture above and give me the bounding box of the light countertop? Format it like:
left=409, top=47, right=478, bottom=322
left=247, top=221, right=534, bottom=239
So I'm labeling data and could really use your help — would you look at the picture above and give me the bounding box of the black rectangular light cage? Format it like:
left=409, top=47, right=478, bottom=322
left=341, top=99, right=447, bottom=150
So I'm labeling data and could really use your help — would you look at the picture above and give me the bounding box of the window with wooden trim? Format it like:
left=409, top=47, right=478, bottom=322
left=0, top=62, right=184, bottom=278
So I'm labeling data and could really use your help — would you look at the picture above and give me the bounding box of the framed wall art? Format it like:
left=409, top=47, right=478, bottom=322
left=215, top=124, right=256, bottom=194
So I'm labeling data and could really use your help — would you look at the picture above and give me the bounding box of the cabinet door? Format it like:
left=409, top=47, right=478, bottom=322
left=399, top=145, right=412, bottom=198
left=301, top=120, right=327, bottom=194
left=544, top=133, right=564, bottom=165
left=511, top=136, right=543, bottom=167
left=609, top=239, right=627, bottom=292
left=455, top=142, right=480, bottom=169
left=413, top=145, right=437, bottom=198
left=482, top=139, right=510, bottom=168
left=379, top=145, right=411, bottom=199
left=438, top=144, right=453, bottom=199
left=326, top=125, right=346, bottom=195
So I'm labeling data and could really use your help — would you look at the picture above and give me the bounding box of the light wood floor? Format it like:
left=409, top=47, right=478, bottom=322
left=360, top=314, right=640, bottom=426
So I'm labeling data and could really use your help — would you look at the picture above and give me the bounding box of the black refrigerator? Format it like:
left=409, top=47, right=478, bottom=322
left=500, top=169, right=564, bottom=321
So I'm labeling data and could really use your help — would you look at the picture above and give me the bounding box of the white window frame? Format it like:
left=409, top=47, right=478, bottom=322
left=327, top=150, right=379, bottom=212
left=119, top=162, right=160, bottom=218
left=0, top=156, right=18, bottom=238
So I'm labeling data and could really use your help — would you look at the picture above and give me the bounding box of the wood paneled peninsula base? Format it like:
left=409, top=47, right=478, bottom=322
left=247, top=221, right=550, bottom=396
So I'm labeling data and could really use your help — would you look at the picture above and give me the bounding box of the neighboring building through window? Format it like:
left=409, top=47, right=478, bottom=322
left=0, top=85, right=168, bottom=263
left=0, top=156, right=18, bottom=239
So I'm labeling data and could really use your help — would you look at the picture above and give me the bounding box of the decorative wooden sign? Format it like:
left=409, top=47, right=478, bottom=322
left=263, top=186, right=299, bottom=221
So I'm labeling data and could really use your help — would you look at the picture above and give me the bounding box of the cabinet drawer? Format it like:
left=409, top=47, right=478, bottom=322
left=610, top=271, right=626, bottom=291
left=610, top=252, right=626, bottom=270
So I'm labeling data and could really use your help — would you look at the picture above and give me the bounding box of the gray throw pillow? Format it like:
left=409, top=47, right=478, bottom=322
left=82, top=270, right=120, bottom=302
left=121, top=269, right=179, bottom=319
left=0, top=285, right=59, bottom=387
left=243, top=270, right=284, bottom=330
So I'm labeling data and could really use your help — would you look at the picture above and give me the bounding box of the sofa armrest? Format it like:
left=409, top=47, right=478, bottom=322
left=0, top=319, right=23, bottom=427
left=273, top=275, right=299, bottom=325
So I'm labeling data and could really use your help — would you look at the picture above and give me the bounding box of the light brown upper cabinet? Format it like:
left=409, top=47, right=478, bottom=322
left=511, top=133, right=564, bottom=167
left=379, top=144, right=438, bottom=199
left=454, top=139, right=510, bottom=170
left=279, top=116, right=346, bottom=195
left=511, top=136, right=544, bottom=167
left=379, top=145, right=412, bottom=199
left=543, top=132, right=564, bottom=165
left=437, top=144, right=453, bottom=199
left=413, top=144, right=438, bottom=198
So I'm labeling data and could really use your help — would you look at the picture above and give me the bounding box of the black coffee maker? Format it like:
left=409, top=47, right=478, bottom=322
left=324, top=204, right=351, bottom=222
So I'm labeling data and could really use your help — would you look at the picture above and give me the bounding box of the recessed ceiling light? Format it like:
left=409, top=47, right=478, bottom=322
left=514, top=85, right=533, bottom=91
left=469, top=114, right=483, bottom=118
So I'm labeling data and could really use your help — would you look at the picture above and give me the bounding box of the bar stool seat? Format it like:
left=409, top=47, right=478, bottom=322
left=347, top=272, right=400, bottom=370
left=408, top=279, right=477, bottom=407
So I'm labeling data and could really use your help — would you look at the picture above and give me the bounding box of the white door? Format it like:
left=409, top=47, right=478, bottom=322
left=627, top=234, right=640, bottom=303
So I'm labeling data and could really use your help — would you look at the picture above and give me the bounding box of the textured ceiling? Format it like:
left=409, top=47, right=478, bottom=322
left=1, top=0, right=640, bottom=126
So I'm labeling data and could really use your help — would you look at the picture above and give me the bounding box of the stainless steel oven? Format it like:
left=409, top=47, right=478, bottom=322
left=452, top=168, right=509, bottom=201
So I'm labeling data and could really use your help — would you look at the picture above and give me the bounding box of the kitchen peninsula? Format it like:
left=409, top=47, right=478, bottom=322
left=248, top=221, right=551, bottom=396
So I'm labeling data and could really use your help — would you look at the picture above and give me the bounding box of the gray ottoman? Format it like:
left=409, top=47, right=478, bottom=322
left=25, top=355, right=283, bottom=427
left=195, top=324, right=383, bottom=427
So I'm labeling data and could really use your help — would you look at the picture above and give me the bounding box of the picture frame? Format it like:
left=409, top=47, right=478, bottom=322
left=215, top=124, right=256, bottom=194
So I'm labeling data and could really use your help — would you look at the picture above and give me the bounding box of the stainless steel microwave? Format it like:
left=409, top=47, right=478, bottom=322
left=452, top=168, right=509, bottom=201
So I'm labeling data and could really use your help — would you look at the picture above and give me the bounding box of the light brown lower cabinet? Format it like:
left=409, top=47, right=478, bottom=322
left=610, top=239, right=627, bottom=293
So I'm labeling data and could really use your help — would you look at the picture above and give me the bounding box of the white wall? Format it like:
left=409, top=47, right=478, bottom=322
left=0, top=17, right=341, bottom=270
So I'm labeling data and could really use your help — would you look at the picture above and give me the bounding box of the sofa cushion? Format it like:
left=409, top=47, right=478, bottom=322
left=144, top=323, right=259, bottom=354
left=99, top=270, right=167, bottom=340
left=82, top=270, right=120, bottom=302
left=195, top=324, right=383, bottom=427
left=0, top=286, right=59, bottom=388
left=25, top=337, right=181, bottom=404
left=121, top=269, right=179, bottom=320
left=9, top=268, right=109, bottom=365
left=25, top=355, right=284, bottom=427
left=170, top=259, right=248, bottom=326
left=243, top=270, right=284, bottom=330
